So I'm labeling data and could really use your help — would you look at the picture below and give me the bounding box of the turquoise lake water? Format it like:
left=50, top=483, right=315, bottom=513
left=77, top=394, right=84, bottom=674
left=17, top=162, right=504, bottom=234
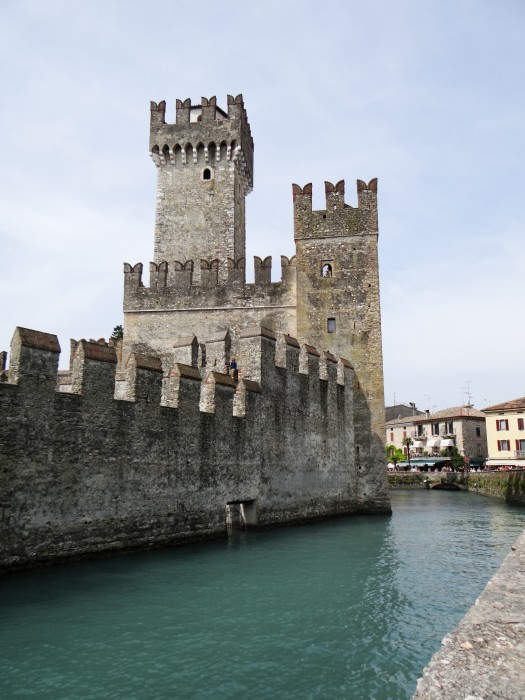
left=1, top=489, right=524, bottom=700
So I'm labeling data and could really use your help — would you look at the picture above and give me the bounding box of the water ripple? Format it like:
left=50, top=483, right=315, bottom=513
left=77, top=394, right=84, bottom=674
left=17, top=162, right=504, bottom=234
left=0, top=490, right=524, bottom=700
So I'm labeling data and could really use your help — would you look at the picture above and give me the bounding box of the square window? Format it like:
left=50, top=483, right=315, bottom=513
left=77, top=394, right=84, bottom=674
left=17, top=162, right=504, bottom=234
left=327, top=318, right=336, bottom=333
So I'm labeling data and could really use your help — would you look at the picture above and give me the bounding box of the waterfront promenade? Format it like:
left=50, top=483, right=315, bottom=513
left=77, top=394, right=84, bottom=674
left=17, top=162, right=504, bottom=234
left=389, top=471, right=525, bottom=699
left=413, top=525, right=525, bottom=699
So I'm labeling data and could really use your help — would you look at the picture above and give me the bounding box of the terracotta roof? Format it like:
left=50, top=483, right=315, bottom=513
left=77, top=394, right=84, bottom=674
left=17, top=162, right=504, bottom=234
left=483, top=396, right=525, bottom=412
left=411, top=405, right=486, bottom=423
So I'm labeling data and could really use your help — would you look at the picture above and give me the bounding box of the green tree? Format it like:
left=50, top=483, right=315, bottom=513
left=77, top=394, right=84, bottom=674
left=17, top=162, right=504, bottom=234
left=402, top=436, right=414, bottom=465
left=441, top=446, right=465, bottom=472
left=110, top=324, right=123, bottom=341
left=386, top=444, right=406, bottom=468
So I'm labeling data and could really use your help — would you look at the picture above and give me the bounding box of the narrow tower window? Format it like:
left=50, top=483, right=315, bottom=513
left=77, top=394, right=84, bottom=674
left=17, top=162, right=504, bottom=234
left=321, top=263, right=333, bottom=277
left=203, top=168, right=212, bottom=180
left=327, top=318, right=336, bottom=333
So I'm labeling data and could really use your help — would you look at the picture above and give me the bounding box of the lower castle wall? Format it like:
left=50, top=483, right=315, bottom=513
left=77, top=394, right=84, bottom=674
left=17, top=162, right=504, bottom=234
left=123, top=304, right=297, bottom=371
left=0, top=328, right=390, bottom=572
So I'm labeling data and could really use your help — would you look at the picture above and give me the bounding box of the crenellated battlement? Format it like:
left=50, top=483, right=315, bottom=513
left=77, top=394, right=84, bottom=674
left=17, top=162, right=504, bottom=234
left=1, top=326, right=353, bottom=417
left=293, top=179, right=378, bottom=239
left=150, top=94, right=248, bottom=126
left=123, top=255, right=296, bottom=297
left=149, top=94, right=253, bottom=192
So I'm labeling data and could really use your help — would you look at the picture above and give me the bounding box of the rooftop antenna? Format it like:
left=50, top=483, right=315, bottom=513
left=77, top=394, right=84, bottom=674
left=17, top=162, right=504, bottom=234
left=464, top=380, right=472, bottom=406
left=424, top=394, right=431, bottom=411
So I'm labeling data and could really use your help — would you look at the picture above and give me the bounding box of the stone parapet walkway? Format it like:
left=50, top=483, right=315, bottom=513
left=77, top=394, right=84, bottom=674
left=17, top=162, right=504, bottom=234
left=413, top=528, right=525, bottom=699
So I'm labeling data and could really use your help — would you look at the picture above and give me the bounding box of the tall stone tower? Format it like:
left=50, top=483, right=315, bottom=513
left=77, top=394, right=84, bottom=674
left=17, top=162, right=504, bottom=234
left=123, top=95, right=296, bottom=368
left=292, top=179, right=385, bottom=505
left=149, top=95, right=253, bottom=283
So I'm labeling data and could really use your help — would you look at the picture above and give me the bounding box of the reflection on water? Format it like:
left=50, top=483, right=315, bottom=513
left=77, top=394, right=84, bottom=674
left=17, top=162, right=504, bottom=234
left=0, top=490, right=523, bottom=700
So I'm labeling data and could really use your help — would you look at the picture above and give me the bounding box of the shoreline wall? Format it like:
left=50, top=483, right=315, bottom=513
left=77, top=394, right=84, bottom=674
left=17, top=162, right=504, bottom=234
left=388, top=471, right=525, bottom=505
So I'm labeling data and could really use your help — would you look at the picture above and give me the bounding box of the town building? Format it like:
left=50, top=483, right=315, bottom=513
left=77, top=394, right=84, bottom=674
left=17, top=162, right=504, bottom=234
left=386, top=405, right=487, bottom=465
left=483, top=396, right=525, bottom=469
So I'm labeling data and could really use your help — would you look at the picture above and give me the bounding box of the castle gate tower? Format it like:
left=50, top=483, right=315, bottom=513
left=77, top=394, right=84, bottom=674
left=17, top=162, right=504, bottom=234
left=149, top=95, right=253, bottom=283
left=293, top=180, right=386, bottom=505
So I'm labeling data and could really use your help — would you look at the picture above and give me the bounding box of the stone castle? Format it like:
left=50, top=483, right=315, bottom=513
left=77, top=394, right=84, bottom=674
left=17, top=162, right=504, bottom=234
left=0, top=94, right=389, bottom=572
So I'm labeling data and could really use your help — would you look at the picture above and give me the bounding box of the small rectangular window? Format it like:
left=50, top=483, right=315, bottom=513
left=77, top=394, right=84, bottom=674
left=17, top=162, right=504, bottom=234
left=476, top=426, right=481, bottom=437
left=432, top=423, right=439, bottom=436
left=327, top=318, right=336, bottom=333
left=498, top=439, right=510, bottom=451
left=321, top=262, right=334, bottom=277
left=497, top=419, right=509, bottom=431
left=518, top=418, right=524, bottom=431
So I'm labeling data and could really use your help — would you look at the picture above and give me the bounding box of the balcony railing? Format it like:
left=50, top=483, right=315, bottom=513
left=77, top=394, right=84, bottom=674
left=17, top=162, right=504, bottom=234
left=515, top=451, right=525, bottom=459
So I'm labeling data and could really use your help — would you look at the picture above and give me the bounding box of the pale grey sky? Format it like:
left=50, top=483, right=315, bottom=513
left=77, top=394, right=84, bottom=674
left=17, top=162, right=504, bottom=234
left=1, top=0, right=524, bottom=411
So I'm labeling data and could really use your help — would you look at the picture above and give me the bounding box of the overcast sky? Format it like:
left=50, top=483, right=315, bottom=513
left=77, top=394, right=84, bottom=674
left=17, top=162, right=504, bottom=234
left=1, top=0, right=524, bottom=411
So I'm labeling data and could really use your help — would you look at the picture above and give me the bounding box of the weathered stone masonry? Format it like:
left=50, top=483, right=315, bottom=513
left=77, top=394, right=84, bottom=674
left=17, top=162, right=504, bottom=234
left=0, top=94, right=390, bottom=571
left=0, top=326, right=388, bottom=571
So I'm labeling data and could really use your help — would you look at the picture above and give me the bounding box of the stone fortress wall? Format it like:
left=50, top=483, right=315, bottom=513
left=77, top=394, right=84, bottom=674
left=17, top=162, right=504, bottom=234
left=0, top=326, right=389, bottom=572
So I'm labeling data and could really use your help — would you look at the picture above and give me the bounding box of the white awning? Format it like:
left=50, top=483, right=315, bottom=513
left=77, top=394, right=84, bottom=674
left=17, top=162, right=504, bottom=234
left=413, top=441, right=424, bottom=448
left=485, top=459, right=525, bottom=467
left=441, top=439, right=455, bottom=448
left=426, top=438, right=441, bottom=447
